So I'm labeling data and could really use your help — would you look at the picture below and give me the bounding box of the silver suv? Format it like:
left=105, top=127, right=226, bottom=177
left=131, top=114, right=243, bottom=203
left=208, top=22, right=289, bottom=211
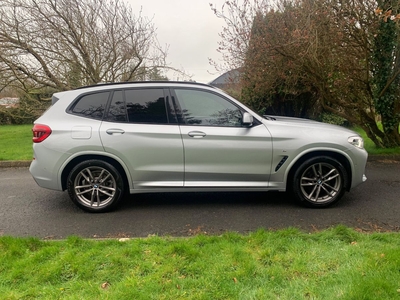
left=30, top=81, right=367, bottom=212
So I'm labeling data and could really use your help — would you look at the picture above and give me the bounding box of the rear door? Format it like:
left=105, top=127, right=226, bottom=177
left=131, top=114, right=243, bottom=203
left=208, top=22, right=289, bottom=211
left=99, top=88, right=184, bottom=189
left=172, top=88, right=273, bottom=187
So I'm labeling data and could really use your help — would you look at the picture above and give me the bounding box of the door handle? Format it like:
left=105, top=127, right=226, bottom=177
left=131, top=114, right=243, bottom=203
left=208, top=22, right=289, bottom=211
left=106, top=128, right=125, bottom=135
left=188, top=131, right=206, bottom=138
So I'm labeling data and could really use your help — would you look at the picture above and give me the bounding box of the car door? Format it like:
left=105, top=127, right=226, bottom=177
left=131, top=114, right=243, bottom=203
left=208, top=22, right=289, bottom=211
left=172, top=88, right=273, bottom=187
left=99, top=88, right=184, bottom=189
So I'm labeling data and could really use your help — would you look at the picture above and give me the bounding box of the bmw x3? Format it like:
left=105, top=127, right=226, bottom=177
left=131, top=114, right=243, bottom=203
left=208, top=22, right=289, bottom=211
left=30, top=81, right=368, bottom=212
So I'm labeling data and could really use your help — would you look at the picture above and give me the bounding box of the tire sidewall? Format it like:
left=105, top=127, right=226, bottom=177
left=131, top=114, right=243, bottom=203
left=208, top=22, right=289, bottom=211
left=292, top=156, right=347, bottom=208
left=67, top=160, right=124, bottom=213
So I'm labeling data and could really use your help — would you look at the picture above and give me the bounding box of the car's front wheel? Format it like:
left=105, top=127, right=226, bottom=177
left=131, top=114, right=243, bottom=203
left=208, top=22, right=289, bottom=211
left=292, top=156, right=347, bottom=208
left=67, top=160, right=124, bottom=213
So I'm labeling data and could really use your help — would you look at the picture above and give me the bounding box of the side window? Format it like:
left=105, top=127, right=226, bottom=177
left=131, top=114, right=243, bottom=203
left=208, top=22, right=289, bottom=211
left=175, top=89, right=242, bottom=127
left=106, top=91, right=127, bottom=122
left=70, top=92, right=110, bottom=120
left=125, top=89, right=168, bottom=124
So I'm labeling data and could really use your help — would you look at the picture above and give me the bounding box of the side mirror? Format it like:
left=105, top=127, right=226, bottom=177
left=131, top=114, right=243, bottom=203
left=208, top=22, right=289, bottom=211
left=242, top=112, right=253, bottom=126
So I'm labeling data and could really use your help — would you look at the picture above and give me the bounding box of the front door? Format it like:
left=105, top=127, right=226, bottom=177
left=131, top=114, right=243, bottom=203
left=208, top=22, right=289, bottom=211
left=173, top=88, right=272, bottom=187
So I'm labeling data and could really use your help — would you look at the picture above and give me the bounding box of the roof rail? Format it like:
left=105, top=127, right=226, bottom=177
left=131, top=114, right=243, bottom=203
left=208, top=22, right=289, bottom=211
left=75, top=81, right=214, bottom=90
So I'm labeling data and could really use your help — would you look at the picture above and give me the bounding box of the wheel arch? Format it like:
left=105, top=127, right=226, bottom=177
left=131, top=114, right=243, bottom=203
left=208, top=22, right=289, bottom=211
left=286, top=150, right=352, bottom=192
left=60, top=154, right=130, bottom=192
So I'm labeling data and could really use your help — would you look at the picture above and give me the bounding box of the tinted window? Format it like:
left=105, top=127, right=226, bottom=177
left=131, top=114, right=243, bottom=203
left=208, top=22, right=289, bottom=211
left=125, top=89, right=168, bottom=124
left=106, top=91, right=127, bottom=122
left=175, top=89, right=242, bottom=127
left=71, top=92, right=109, bottom=120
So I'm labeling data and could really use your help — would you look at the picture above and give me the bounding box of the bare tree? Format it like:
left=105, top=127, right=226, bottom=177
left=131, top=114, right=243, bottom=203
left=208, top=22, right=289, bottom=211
left=0, top=0, right=169, bottom=92
left=210, top=0, right=271, bottom=72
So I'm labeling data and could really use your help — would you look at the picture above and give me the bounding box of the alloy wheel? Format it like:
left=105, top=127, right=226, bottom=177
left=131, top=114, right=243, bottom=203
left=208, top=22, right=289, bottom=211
left=73, top=166, right=117, bottom=208
left=299, top=162, right=342, bottom=203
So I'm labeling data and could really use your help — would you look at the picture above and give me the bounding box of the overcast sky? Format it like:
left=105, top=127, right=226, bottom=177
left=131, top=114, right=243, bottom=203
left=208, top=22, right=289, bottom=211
left=128, top=0, right=228, bottom=83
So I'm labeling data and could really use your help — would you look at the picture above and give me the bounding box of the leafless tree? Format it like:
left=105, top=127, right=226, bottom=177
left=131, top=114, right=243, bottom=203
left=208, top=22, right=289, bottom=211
left=0, top=0, right=169, bottom=92
left=210, top=0, right=271, bottom=72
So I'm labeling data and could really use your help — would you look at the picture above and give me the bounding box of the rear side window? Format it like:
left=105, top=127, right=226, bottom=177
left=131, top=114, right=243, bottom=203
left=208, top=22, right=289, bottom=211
left=125, top=89, right=168, bottom=124
left=70, top=92, right=110, bottom=120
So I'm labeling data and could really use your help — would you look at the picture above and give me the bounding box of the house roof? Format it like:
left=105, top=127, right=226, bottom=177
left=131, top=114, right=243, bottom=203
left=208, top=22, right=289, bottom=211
left=209, top=69, right=240, bottom=86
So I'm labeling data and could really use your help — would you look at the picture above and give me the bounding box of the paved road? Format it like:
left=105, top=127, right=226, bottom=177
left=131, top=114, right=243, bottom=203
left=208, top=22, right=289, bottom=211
left=0, top=160, right=399, bottom=238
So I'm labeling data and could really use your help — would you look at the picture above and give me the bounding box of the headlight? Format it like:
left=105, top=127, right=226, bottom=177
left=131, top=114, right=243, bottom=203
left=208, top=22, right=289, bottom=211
left=348, top=136, right=364, bottom=149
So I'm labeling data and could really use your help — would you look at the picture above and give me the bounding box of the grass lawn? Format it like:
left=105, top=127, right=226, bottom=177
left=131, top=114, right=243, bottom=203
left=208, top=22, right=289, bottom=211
left=2, top=124, right=399, bottom=161
left=352, top=126, right=400, bottom=155
left=0, top=124, right=33, bottom=161
left=0, top=226, right=399, bottom=299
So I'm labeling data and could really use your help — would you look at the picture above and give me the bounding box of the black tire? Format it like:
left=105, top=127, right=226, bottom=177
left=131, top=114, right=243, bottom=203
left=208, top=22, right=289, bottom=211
left=67, top=160, right=125, bottom=213
left=292, top=156, right=347, bottom=208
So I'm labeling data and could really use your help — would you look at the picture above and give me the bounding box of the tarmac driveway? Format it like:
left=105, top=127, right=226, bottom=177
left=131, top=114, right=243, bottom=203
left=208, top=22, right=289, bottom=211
left=0, top=159, right=399, bottom=238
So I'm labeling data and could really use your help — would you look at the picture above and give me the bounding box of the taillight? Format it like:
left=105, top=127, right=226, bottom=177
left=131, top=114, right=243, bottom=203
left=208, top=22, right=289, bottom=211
left=32, top=124, right=52, bottom=143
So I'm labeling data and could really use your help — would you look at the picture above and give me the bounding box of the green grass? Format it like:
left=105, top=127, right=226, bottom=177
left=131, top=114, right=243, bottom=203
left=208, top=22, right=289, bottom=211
left=0, top=124, right=33, bottom=161
left=352, top=126, right=400, bottom=155
left=0, top=124, right=398, bottom=161
left=0, top=226, right=400, bottom=299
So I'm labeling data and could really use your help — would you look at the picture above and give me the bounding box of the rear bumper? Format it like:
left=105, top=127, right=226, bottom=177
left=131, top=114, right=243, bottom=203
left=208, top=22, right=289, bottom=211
left=29, top=159, right=62, bottom=191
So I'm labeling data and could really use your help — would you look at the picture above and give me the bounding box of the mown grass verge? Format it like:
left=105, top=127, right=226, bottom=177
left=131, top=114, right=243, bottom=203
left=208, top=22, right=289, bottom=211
left=1, top=226, right=400, bottom=299
left=352, top=126, right=400, bottom=155
left=0, top=124, right=32, bottom=161
left=0, top=124, right=399, bottom=161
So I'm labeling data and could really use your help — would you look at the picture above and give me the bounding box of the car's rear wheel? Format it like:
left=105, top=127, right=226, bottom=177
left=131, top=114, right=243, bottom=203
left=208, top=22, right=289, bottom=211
left=292, top=156, right=347, bottom=208
left=67, top=160, right=124, bottom=213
